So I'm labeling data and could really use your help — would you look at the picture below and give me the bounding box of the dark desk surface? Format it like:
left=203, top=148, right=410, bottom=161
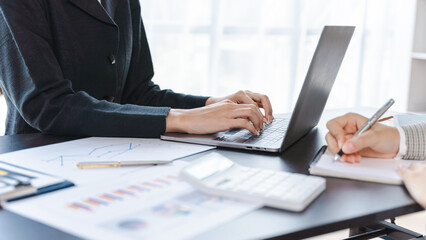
left=0, top=110, right=422, bottom=240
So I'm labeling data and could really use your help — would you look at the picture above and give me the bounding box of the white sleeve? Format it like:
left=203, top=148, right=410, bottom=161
left=395, top=127, right=407, bottom=160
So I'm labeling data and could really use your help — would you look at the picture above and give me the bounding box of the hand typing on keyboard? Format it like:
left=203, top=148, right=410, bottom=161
left=215, top=118, right=289, bottom=145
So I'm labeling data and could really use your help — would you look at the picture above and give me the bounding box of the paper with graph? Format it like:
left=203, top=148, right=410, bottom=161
left=5, top=163, right=260, bottom=240
left=0, top=137, right=214, bottom=185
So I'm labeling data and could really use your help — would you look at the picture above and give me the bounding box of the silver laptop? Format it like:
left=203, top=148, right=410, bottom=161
left=161, top=26, right=355, bottom=152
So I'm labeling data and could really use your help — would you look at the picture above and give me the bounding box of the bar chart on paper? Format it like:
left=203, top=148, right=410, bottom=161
left=6, top=164, right=260, bottom=240
left=0, top=137, right=214, bottom=185
left=66, top=174, right=181, bottom=213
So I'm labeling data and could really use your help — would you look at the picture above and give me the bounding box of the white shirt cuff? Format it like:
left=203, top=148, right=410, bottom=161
left=395, top=127, right=407, bottom=159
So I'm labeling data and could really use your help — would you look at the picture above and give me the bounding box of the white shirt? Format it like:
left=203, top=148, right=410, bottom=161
left=395, top=126, right=407, bottom=159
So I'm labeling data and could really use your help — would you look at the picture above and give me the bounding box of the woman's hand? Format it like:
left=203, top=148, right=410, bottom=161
left=325, top=113, right=400, bottom=163
left=398, top=162, right=426, bottom=209
left=205, top=90, right=274, bottom=123
left=166, top=99, right=266, bottom=135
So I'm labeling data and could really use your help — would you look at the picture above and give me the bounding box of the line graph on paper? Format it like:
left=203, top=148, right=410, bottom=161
left=43, top=143, right=143, bottom=167
left=0, top=137, right=213, bottom=185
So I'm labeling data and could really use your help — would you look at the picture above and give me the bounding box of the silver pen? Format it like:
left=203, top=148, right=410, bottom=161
left=333, top=98, right=395, bottom=162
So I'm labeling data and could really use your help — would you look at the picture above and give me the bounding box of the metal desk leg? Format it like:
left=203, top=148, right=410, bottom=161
left=346, top=220, right=424, bottom=240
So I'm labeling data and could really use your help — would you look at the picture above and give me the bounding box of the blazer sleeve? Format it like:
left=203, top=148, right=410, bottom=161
left=121, top=4, right=209, bottom=109
left=0, top=1, right=173, bottom=138
left=401, top=122, right=426, bottom=160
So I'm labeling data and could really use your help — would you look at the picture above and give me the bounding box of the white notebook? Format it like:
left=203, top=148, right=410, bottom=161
left=309, top=146, right=418, bottom=185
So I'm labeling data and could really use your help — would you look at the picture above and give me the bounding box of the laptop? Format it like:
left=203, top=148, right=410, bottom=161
left=161, top=26, right=355, bottom=152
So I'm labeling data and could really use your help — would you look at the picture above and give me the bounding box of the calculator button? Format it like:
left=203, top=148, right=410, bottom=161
left=259, top=170, right=274, bottom=177
left=235, top=184, right=252, bottom=192
left=247, top=169, right=260, bottom=175
left=250, top=187, right=269, bottom=196
left=267, top=190, right=286, bottom=198
left=220, top=181, right=238, bottom=190
left=282, top=192, right=305, bottom=202
left=250, top=175, right=267, bottom=183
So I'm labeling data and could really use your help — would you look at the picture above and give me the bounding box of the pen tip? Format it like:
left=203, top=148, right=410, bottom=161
left=333, top=155, right=341, bottom=162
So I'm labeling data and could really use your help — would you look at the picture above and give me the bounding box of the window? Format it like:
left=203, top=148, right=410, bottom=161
left=140, top=0, right=416, bottom=112
left=0, top=0, right=417, bottom=135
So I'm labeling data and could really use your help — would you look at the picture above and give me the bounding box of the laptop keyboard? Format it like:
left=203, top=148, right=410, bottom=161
left=215, top=118, right=289, bottom=145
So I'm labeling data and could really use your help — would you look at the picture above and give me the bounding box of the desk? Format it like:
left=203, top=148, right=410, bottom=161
left=0, top=110, right=422, bottom=240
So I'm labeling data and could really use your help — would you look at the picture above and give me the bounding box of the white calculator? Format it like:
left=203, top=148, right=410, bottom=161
left=180, top=152, right=326, bottom=212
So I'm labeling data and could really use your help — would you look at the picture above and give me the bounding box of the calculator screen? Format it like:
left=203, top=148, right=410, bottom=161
left=185, top=156, right=234, bottom=180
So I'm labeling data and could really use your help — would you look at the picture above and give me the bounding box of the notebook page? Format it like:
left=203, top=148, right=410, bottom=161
left=310, top=150, right=418, bottom=185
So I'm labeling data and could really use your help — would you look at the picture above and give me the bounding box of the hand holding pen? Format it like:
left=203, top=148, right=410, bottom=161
left=325, top=99, right=400, bottom=163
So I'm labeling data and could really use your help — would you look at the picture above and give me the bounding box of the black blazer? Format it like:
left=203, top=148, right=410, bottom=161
left=0, top=0, right=208, bottom=137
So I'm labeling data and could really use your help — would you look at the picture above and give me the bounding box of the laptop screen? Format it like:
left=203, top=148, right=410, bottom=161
left=281, top=26, right=355, bottom=151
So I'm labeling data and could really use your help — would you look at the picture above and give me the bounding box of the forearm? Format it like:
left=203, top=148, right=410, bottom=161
left=40, top=93, right=171, bottom=137
left=165, top=109, right=186, bottom=133
left=144, top=88, right=209, bottom=108
left=122, top=76, right=209, bottom=110
left=5, top=86, right=171, bottom=137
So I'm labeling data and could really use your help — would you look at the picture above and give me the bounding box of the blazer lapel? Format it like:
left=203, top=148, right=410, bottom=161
left=68, top=0, right=116, bottom=26
left=102, top=0, right=120, bottom=20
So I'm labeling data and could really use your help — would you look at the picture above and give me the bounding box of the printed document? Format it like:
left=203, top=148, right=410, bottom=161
left=5, top=162, right=260, bottom=240
left=0, top=137, right=214, bottom=186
